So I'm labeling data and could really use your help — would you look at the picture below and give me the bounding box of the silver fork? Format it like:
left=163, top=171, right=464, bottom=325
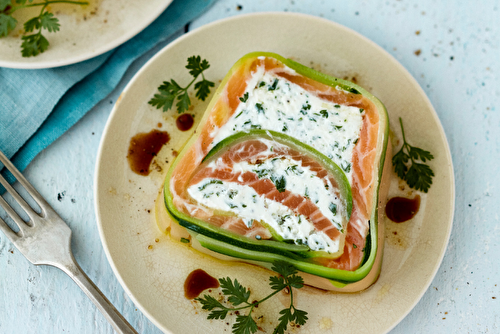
left=0, top=150, right=137, bottom=334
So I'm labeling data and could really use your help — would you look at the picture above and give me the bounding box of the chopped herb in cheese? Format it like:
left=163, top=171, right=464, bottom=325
left=188, top=179, right=340, bottom=253
left=211, top=66, right=363, bottom=183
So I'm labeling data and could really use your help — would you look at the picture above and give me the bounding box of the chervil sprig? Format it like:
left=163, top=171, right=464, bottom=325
left=196, top=261, right=308, bottom=334
left=148, top=56, right=215, bottom=114
left=392, top=117, right=435, bottom=192
left=0, top=0, right=88, bottom=57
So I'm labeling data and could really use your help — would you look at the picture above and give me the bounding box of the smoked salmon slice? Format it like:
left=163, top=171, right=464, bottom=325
left=186, top=131, right=352, bottom=259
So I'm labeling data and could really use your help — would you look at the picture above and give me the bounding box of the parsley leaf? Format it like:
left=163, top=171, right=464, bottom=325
left=21, top=33, right=48, bottom=57
left=341, top=161, right=351, bottom=173
left=406, top=162, right=434, bottom=192
left=268, top=78, right=279, bottom=91
left=161, top=79, right=182, bottom=92
left=285, top=274, right=304, bottom=289
left=329, top=202, right=337, bottom=216
left=272, top=261, right=297, bottom=278
left=198, top=294, right=225, bottom=312
left=255, top=102, right=264, bottom=113
left=2, top=1, right=87, bottom=57
left=253, top=168, right=271, bottom=178
left=274, top=309, right=293, bottom=334
left=292, top=309, right=308, bottom=325
left=0, top=13, right=16, bottom=37
left=274, top=308, right=309, bottom=334
left=270, top=175, right=286, bottom=193
left=269, top=275, right=287, bottom=291
left=176, top=91, right=191, bottom=113
left=392, top=148, right=409, bottom=179
left=194, top=79, right=214, bottom=101
left=239, top=92, right=249, bottom=103
left=148, top=83, right=176, bottom=111
left=233, top=315, right=258, bottom=334
left=23, top=16, right=41, bottom=32
left=196, top=261, right=308, bottom=334
left=149, top=56, right=215, bottom=113
left=272, top=262, right=307, bottom=334
left=186, top=55, right=209, bottom=77
left=219, top=277, right=250, bottom=306
left=39, top=12, right=59, bottom=32
left=208, top=309, right=230, bottom=320
left=0, top=0, right=12, bottom=11
left=409, top=146, right=434, bottom=162
left=392, top=118, right=435, bottom=192
left=198, top=179, right=223, bottom=191
left=285, top=165, right=302, bottom=175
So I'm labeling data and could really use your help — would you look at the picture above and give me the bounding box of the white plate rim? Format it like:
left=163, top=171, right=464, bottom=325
left=94, top=11, right=455, bottom=334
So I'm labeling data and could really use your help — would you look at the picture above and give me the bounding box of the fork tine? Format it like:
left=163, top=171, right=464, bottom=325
left=0, top=150, right=49, bottom=213
left=0, top=195, right=29, bottom=234
left=0, top=173, right=38, bottom=224
left=0, top=216, right=18, bottom=242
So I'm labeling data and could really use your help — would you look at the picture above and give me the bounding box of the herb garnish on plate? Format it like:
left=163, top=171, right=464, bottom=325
left=149, top=56, right=215, bottom=114
left=0, top=0, right=88, bottom=57
left=392, top=117, right=435, bottom=192
left=197, top=261, right=308, bottom=334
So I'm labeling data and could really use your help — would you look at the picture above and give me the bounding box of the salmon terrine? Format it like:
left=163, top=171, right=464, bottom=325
left=160, top=52, right=391, bottom=292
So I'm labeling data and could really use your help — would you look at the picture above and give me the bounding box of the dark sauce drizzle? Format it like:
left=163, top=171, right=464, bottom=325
left=176, top=114, right=194, bottom=131
left=184, top=269, right=219, bottom=299
left=385, top=195, right=421, bottom=223
left=127, top=129, right=170, bottom=176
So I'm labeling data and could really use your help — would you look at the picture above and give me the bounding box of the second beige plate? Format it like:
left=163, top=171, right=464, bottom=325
left=0, top=0, right=172, bottom=69
left=95, top=13, right=454, bottom=334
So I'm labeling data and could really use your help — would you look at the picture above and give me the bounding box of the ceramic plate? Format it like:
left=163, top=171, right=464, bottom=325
left=95, top=13, right=454, bottom=334
left=0, top=0, right=172, bottom=69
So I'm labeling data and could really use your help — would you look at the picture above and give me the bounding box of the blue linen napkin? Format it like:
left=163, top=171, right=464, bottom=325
left=0, top=0, right=215, bottom=178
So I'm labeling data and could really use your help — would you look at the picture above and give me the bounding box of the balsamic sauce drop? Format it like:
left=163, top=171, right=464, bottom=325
left=127, top=130, right=170, bottom=176
left=385, top=195, right=421, bottom=223
left=184, top=269, right=219, bottom=299
left=176, top=114, right=194, bottom=131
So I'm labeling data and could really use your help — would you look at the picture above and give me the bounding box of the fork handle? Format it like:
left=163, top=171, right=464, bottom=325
left=60, top=260, right=138, bottom=334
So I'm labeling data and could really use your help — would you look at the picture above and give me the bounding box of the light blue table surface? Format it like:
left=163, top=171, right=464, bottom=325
left=0, top=0, right=498, bottom=333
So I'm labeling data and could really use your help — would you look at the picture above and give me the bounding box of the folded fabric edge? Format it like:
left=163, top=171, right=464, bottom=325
left=0, top=0, right=217, bottom=193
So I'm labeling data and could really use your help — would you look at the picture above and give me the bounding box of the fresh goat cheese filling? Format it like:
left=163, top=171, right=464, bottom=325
left=212, top=65, right=364, bottom=183
left=188, top=176, right=340, bottom=253
left=188, top=138, right=345, bottom=253
left=195, top=65, right=363, bottom=252
left=230, top=156, right=343, bottom=231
